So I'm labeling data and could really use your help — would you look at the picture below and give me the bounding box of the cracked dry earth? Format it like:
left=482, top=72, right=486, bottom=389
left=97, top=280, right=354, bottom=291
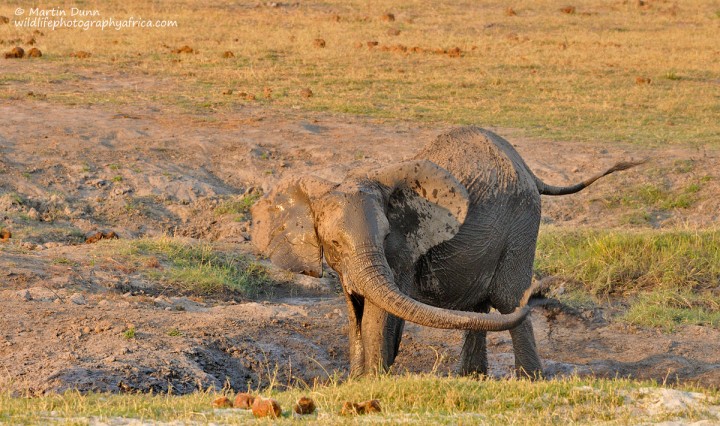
left=1, top=99, right=719, bottom=395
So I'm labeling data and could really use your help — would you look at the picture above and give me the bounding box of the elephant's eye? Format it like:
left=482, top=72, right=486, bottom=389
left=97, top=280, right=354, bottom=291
left=331, top=240, right=341, bottom=248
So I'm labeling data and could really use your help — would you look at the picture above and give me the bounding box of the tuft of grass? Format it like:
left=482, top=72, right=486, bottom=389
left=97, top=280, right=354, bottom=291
left=213, top=193, right=261, bottom=217
left=123, top=327, right=136, bottom=339
left=535, top=228, right=720, bottom=296
left=127, top=237, right=270, bottom=296
left=0, top=375, right=717, bottom=424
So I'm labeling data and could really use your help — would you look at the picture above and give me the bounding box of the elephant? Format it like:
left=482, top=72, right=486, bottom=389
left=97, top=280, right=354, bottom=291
left=251, top=127, right=641, bottom=378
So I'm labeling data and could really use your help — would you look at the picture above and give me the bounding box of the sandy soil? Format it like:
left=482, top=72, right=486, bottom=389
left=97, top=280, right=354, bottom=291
left=1, top=99, right=719, bottom=395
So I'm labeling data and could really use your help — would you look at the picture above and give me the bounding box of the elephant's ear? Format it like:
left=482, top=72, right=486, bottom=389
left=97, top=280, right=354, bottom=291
left=250, top=176, right=336, bottom=278
left=369, top=160, right=470, bottom=264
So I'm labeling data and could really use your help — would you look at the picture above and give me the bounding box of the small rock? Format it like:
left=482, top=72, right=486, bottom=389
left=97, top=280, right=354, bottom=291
left=386, top=28, right=401, bottom=36
left=560, top=6, right=576, bottom=14
left=70, top=293, right=87, bottom=305
left=252, top=397, right=282, bottom=418
left=21, top=290, right=32, bottom=301
left=380, top=13, right=395, bottom=22
left=263, top=87, right=273, bottom=99
left=233, top=392, right=255, bottom=409
left=313, top=38, right=326, bottom=48
left=27, top=48, right=42, bottom=57
left=222, top=50, right=234, bottom=58
left=212, top=396, right=233, bottom=408
left=506, top=7, right=517, bottom=16
left=0, top=228, right=11, bottom=241
left=299, top=88, right=313, bottom=98
left=293, top=396, right=316, bottom=415
left=0, top=16, right=9, bottom=24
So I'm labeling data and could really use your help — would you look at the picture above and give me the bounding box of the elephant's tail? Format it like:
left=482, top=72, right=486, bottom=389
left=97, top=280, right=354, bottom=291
left=535, top=159, right=646, bottom=196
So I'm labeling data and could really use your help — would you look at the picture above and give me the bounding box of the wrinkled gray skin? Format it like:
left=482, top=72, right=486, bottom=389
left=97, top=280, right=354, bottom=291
left=252, top=127, right=640, bottom=378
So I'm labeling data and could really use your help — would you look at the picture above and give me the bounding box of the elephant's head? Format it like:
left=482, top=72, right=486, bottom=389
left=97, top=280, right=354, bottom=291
left=251, top=160, right=530, bottom=331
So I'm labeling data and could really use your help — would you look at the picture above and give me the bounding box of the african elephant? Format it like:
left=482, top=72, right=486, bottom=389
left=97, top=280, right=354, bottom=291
left=251, top=127, right=640, bottom=378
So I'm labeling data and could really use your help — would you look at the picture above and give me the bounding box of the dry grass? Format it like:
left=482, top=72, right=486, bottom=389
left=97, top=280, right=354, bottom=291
left=1, top=1, right=719, bottom=145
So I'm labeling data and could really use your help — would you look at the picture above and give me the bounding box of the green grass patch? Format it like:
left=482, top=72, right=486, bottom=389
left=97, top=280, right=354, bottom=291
left=0, top=375, right=717, bottom=424
left=536, top=228, right=720, bottom=330
left=214, top=193, right=261, bottom=218
left=536, top=228, right=720, bottom=295
left=125, top=237, right=270, bottom=296
left=623, top=289, right=720, bottom=332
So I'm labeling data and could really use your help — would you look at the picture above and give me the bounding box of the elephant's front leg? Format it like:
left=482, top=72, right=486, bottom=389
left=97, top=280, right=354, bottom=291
left=344, top=293, right=365, bottom=377
left=459, top=303, right=490, bottom=375
left=361, top=300, right=405, bottom=374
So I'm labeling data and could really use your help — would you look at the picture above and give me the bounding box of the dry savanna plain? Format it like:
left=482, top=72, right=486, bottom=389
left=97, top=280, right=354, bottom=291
left=1, top=0, right=720, bottom=424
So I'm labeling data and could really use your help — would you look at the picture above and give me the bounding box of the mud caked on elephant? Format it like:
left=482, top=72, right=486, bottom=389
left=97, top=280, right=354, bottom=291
left=251, top=127, right=641, bottom=378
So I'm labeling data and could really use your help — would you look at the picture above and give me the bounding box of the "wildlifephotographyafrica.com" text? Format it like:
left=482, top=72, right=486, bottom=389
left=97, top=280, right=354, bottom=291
left=12, top=7, right=177, bottom=30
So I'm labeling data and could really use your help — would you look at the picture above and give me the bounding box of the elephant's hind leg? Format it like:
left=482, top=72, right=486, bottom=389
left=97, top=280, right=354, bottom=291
left=459, top=303, right=490, bottom=376
left=490, top=237, right=543, bottom=378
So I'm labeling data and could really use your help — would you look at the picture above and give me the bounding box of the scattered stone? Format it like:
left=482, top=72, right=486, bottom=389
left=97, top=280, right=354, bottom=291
left=560, top=6, right=576, bottom=14
left=245, top=93, right=256, bottom=101
left=340, top=399, right=381, bottom=415
left=299, top=88, right=313, bottom=98
left=251, top=397, right=282, bottom=418
left=263, top=87, right=273, bottom=99
left=4, top=46, right=24, bottom=59
left=70, top=51, right=91, bottom=58
left=172, top=45, right=194, bottom=54
left=26, top=48, right=42, bottom=57
left=506, top=7, right=517, bottom=16
left=233, top=392, right=255, bottom=409
left=0, top=228, right=10, bottom=241
left=212, top=396, right=233, bottom=408
left=313, top=38, right=326, bottom=48
left=70, top=293, right=87, bottom=305
left=386, top=28, right=401, bottom=36
left=636, top=76, right=652, bottom=85
left=26, top=37, right=36, bottom=45
left=447, top=47, right=462, bottom=57
left=293, top=396, right=316, bottom=415
left=380, top=13, right=395, bottom=22
left=222, top=50, right=234, bottom=58
left=367, top=41, right=379, bottom=48
left=222, top=89, right=233, bottom=95
left=0, top=16, right=9, bottom=24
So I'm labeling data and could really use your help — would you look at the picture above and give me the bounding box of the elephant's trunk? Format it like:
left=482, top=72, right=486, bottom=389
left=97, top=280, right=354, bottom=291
left=349, top=251, right=531, bottom=331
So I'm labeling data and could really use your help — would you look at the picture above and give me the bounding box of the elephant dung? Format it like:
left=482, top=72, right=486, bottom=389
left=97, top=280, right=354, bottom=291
left=252, top=397, right=282, bottom=418
left=211, top=396, right=233, bottom=408
left=340, top=399, right=382, bottom=415
left=233, top=392, right=255, bottom=409
left=293, top=396, right=316, bottom=415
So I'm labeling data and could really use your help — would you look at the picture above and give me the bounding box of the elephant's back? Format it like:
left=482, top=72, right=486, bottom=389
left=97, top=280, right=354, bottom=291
left=415, top=127, right=538, bottom=205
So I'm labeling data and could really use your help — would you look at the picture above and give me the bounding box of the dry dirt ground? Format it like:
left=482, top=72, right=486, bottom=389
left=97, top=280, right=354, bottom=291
left=1, top=99, right=719, bottom=395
